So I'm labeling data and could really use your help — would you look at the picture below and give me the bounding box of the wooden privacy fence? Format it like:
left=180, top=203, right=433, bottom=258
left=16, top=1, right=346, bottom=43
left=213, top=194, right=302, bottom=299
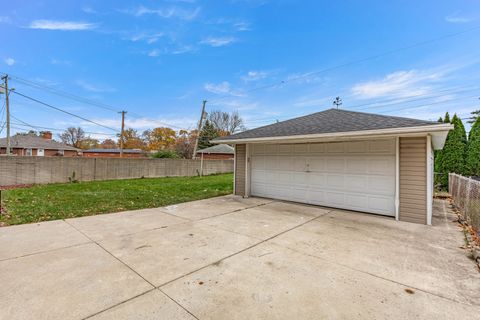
left=0, top=157, right=233, bottom=186
left=449, top=173, right=480, bottom=231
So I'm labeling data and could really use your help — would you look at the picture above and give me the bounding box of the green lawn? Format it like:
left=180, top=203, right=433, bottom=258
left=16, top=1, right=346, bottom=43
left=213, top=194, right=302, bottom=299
left=0, top=173, right=233, bottom=226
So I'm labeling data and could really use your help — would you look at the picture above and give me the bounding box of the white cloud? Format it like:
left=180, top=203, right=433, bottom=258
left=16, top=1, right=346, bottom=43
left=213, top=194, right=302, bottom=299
left=171, top=45, right=195, bottom=54
left=4, top=58, right=15, bottom=66
left=0, top=16, right=11, bottom=24
left=82, top=7, right=97, bottom=14
left=127, top=5, right=200, bottom=20
left=241, top=70, right=268, bottom=82
left=127, top=32, right=164, bottom=43
left=204, top=81, right=245, bottom=97
left=204, top=81, right=232, bottom=94
left=200, top=36, right=236, bottom=47
left=76, top=80, right=116, bottom=93
left=234, top=21, right=251, bottom=31
left=445, top=11, right=474, bottom=23
left=286, top=71, right=324, bottom=84
left=351, top=69, right=443, bottom=99
left=220, top=99, right=258, bottom=111
left=28, top=20, right=97, bottom=31
left=148, top=49, right=161, bottom=57
left=50, top=59, right=71, bottom=66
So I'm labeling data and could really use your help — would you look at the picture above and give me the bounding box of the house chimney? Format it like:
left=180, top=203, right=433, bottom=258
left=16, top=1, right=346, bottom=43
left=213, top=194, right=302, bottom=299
left=41, top=131, right=52, bottom=140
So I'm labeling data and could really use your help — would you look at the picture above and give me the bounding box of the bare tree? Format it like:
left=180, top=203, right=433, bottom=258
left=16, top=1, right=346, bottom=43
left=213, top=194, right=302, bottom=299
left=59, top=127, right=86, bottom=148
left=207, top=110, right=246, bottom=135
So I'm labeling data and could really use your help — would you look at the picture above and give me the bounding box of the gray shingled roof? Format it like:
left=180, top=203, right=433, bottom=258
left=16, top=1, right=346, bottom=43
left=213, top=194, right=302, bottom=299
left=216, top=108, right=439, bottom=141
left=83, top=149, right=145, bottom=154
left=0, top=134, right=79, bottom=151
left=197, top=144, right=234, bottom=154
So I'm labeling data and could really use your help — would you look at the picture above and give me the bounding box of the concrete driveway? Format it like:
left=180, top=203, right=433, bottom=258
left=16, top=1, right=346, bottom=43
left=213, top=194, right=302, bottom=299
left=1, top=196, right=479, bottom=319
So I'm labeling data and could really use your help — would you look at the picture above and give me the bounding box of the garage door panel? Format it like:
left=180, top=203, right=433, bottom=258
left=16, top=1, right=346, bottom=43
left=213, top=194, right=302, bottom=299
left=346, top=194, right=369, bottom=210
left=325, top=158, right=346, bottom=172
left=278, top=144, right=293, bottom=154
left=347, top=176, right=368, bottom=191
left=308, top=157, right=324, bottom=171
left=326, top=142, right=345, bottom=153
left=326, top=174, right=345, bottom=189
left=309, top=143, right=325, bottom=153
left=368, top=176, right=395, bottom=195
left=251, top=157, right=265, bottom=170
left=250, top=140, right=396, bottom=217
left=368, top=157, right=395, bottom=174
left=293, top=157, right=308, bottom=172
left=324, top=191, right=346, bottom=206
left=252, top=144, right=266, bottom=155
left=277, top=172, right=292, bottom=184
left=369, top=139, right=395, bottom=154
left=345, top=141, right=368, bottom=153
left=292, top=172, right=308, bottom=186
left=276, top=156, right=293, bottom=170
left=294, top=144, right=308, bottom=153
left=265, top=144, right=277, bottom=154
left=307, top=190, right=325, bottom=204
left=368, top=196, right=395, bottom=214
left=308, top=173, right=326, bottom=187
left=346, top=158, right=368, bottom=173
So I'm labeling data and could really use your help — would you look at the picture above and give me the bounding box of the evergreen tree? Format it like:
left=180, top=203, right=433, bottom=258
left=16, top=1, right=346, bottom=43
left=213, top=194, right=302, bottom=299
left=466, top=117, right=480, bottom=177
left=198, top=120, right=220, bottom=150
left=443, top=112, right=451, bottom=123
left=438, top=114, right=467, bottom=186
left=437, top=116, right=443, bottom=123
left=468, top=109, right=480, bottom=124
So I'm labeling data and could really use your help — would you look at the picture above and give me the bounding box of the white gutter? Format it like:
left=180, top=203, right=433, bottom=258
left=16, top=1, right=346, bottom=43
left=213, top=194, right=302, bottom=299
left=213, top=124, right=453, bottom=144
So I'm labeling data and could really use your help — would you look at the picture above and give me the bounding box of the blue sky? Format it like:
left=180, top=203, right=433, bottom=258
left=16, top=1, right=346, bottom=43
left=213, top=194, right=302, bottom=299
left=1, top=0, right=480, bottom=139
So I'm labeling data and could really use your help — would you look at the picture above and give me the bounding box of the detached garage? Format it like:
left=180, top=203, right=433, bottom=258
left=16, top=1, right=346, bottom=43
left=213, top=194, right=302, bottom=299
left=214, top=109, right=452, bottom=225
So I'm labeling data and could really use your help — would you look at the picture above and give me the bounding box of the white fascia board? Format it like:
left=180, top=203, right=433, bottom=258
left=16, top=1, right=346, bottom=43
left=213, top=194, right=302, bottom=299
left=213, top=124, right=453, bottom=144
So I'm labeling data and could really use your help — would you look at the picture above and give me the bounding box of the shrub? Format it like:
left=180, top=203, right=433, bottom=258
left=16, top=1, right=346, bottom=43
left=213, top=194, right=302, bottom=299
left=151, top=150, right=180, bottom=159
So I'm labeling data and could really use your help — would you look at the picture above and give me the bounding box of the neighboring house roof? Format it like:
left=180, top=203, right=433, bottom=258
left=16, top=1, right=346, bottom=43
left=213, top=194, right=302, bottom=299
left=83, top=148, right=145, bottom=154
left=197, top=144, right=234, bottom=154
left=0, top=134, right=79, bottom=151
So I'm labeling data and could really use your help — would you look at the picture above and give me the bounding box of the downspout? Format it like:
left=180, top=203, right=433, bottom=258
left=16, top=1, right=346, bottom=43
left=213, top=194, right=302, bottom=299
left=426, top=134, right=433, bottom=225
left=395, top=137, right=400, bottom=221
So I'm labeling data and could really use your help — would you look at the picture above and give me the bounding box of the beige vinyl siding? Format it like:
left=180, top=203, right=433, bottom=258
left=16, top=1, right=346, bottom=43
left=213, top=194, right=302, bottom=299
left=235, top=144, right=246, bottom=196
left=399, top=137, right=427, bottom=224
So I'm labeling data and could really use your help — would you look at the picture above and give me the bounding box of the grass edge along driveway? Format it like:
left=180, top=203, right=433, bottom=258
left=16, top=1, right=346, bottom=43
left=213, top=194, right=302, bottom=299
left=0, top=173, right=233, bottom=226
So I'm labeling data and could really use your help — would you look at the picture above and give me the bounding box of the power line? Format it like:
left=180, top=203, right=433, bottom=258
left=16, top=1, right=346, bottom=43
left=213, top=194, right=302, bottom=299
left=9, top=115, right=117, bottom=136
left=1, top=72, right=188, bottom=131
left=11, top=90, right=120, bottom=133
left=3, top=74, right=121, bottom=113
left=242, top=86, right=480, bottom=126
left=208, top=25, right=480, bottom=105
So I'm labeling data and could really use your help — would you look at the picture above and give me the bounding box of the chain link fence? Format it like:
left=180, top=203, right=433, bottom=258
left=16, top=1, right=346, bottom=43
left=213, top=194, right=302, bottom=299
left=449, top=173, right=480, bottom=231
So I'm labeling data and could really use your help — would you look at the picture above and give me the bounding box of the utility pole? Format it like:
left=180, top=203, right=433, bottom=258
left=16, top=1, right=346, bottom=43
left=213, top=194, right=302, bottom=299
left=1, top=75, right=11, bottom=155
left=192, top=100, right=207, bottom=160
left=119, top=110, right=127, bottom=158
left=333, top=96, right=342, bottom=109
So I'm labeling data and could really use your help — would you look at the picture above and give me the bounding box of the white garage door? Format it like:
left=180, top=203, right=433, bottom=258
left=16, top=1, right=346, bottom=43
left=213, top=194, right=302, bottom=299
left=250, top=139, right=396, bottom=216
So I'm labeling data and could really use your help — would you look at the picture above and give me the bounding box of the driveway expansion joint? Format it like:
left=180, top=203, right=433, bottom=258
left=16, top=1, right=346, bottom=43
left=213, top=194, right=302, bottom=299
left=64, top=219, right=156, bottom=288
left=0, top=241, right=92, bottom=262
left=158, top=209, right=332, bottom=288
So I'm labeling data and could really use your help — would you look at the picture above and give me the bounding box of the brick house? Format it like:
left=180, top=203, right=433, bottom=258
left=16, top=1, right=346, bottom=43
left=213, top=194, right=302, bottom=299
left=196, top=144, right=234, bottom=160
left=0, top=131, right=80, bottom=156
left=82, top=148, right=147, bottom=158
